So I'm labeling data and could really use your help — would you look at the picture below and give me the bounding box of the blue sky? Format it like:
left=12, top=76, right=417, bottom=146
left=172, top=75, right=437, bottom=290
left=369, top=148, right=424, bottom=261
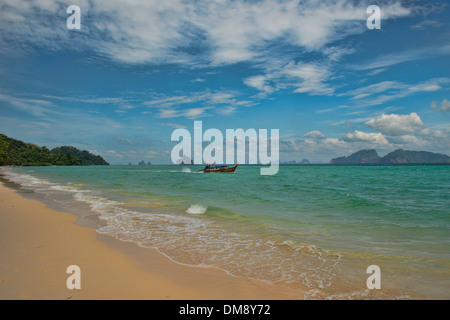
left=0, top=0, right=449, bottom=164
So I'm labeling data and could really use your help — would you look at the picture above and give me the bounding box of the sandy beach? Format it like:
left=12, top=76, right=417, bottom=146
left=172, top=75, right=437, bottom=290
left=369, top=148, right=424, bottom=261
left=0, top=181, right=303, bottom=300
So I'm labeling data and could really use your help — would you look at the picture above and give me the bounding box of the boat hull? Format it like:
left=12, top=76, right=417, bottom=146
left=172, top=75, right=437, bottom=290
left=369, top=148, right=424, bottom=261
left=204, top=164, right=238, bottom=173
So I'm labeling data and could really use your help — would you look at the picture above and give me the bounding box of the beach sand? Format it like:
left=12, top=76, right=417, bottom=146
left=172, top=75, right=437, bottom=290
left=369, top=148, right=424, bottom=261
left=0, top=182, right=304, bottom=300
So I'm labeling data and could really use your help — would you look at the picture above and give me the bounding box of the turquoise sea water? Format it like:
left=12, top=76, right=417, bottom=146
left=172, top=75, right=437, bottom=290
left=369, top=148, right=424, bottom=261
left=1, top=165, right=449, bottom=299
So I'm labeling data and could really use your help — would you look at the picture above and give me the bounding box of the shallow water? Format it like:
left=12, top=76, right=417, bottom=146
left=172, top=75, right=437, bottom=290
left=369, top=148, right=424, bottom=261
left=2, top=165, right=449, bottom=299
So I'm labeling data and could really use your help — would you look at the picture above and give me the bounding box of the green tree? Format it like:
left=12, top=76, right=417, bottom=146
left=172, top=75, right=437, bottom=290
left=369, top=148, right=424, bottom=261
left=0, top=133, right=109, bottom=167
left=0, top=135, right=11, bottom=165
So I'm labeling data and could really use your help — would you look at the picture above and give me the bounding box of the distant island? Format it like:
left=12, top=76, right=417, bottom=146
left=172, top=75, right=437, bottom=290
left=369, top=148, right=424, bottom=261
left=0, top=133, right=109, bottom=166
left=331, top=149, right=450, bottom=165
left=281, top=159, right=310, bottom=165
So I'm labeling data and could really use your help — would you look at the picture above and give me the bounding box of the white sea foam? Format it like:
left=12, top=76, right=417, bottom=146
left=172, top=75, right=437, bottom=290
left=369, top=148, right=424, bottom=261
left=73, top=192, right=123, bottom=215
left=0, top=167, right=345, bottom=298
left=186, top=204, right=207, bottom=214
left=1, top=169, right=51, bottom=187
left=49, top=184, right=81, bottom=192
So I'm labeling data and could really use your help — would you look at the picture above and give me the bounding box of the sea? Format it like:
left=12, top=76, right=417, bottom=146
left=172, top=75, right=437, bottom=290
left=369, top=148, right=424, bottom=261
left=1, top=165, right=449, bottom=299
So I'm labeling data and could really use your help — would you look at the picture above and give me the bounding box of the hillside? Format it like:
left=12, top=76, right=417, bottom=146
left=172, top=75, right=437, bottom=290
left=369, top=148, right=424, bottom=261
left=331, top=149, right=450, bottom=165
left=379, top=149, right=450, bottom=164
left=330, top=149, right=380, bottom=165
left=51, top=146, right=109, bottom=166
left=0, top=134, right=109, bottom=166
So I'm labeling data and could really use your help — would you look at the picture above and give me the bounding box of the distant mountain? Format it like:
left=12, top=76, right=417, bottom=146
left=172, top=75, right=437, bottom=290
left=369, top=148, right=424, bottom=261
left=330, top=149, right=380, bottom=164
left=299, top=158, right=310, bottom=164
left=331, top=149, right=450, bottom=165
left=51, top=146, right=109, bottom=166
left=0, top=133, right=109, bottom=166
left=281, top=159, right=310, bottom=165
left=379, top=149, right=450, bottom=164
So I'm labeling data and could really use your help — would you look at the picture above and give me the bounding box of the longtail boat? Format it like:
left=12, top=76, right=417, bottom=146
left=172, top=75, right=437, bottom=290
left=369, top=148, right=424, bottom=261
left=203, top=163, right=238, bottom=173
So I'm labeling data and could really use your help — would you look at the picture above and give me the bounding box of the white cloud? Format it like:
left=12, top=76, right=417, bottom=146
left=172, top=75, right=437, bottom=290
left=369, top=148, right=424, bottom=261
left=342, top=81, right=401, bottom=100
left=144, top=90, right=252, bottom=119
left=410, top=19, right=444, bottom=30
left=244, top=75, right=274, bottom=94
left=409, top=81, right=444, bottom=93
left=352, top=45, right=450, bottom=71
left=431, top=99, right=450, bottom=112
left=206, top=92, right=237, bottom=105
left=386, top=135, right=427, bottom=146
left=287, top=62, right=334, bottom=95
left=365, top=113, right=425, bottom=136
left=41, top=94, right=127, bottom=105
left=339, top=78, right=449, bottom=107
left=216, top=106, right=237, bottom=116
left=303, top=131, right=326, bottom=139
left=361, top=112, right=449, bottom=151
left=283, top=112, right=450, bottom=161
left=280, top=136, right=358, bottom=162
left=183, top=107, right=212, bottom=119
left=244, top=61, right=335, bottom=96
left=0, top=0, right=415, bottom=105
left=0, top=0, right=411, bottom=66
left=367, top=68, right=388, bottom=76
left=164, top=123, right=187, bottom=129
left=322, top=46, right=356, bottom=62
left=158, top=106, right=212, bottom=119
left=145, top=96, right=193, bottom=109
left=342, top=130, right=389, bottom=145
left=105, top=150, right=124, bottom=158
left=144, top=150, right=159, bottom=159
left=114, top=137, right=136, bottom=145
left=0, top=93, right=58, bottom=117
left=191, top=78, right=206, bottom=83
left=157, top=108, right=180, bottom=119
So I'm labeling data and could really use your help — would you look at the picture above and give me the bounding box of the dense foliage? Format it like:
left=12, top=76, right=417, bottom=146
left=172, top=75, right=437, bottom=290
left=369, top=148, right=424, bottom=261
left=51, top=146, right=109, bottom=166
left=378, top=149, right=450, bottom=164
left=0, top=134, right=109, bottom=166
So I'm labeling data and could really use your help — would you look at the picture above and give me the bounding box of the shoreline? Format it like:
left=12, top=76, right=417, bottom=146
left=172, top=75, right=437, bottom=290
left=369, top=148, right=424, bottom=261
left=0, top=180, right=304, bottom=300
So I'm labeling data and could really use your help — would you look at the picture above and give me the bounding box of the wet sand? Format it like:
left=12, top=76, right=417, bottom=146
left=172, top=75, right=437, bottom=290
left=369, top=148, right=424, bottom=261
left=0, top=182, right=304, bottom=300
